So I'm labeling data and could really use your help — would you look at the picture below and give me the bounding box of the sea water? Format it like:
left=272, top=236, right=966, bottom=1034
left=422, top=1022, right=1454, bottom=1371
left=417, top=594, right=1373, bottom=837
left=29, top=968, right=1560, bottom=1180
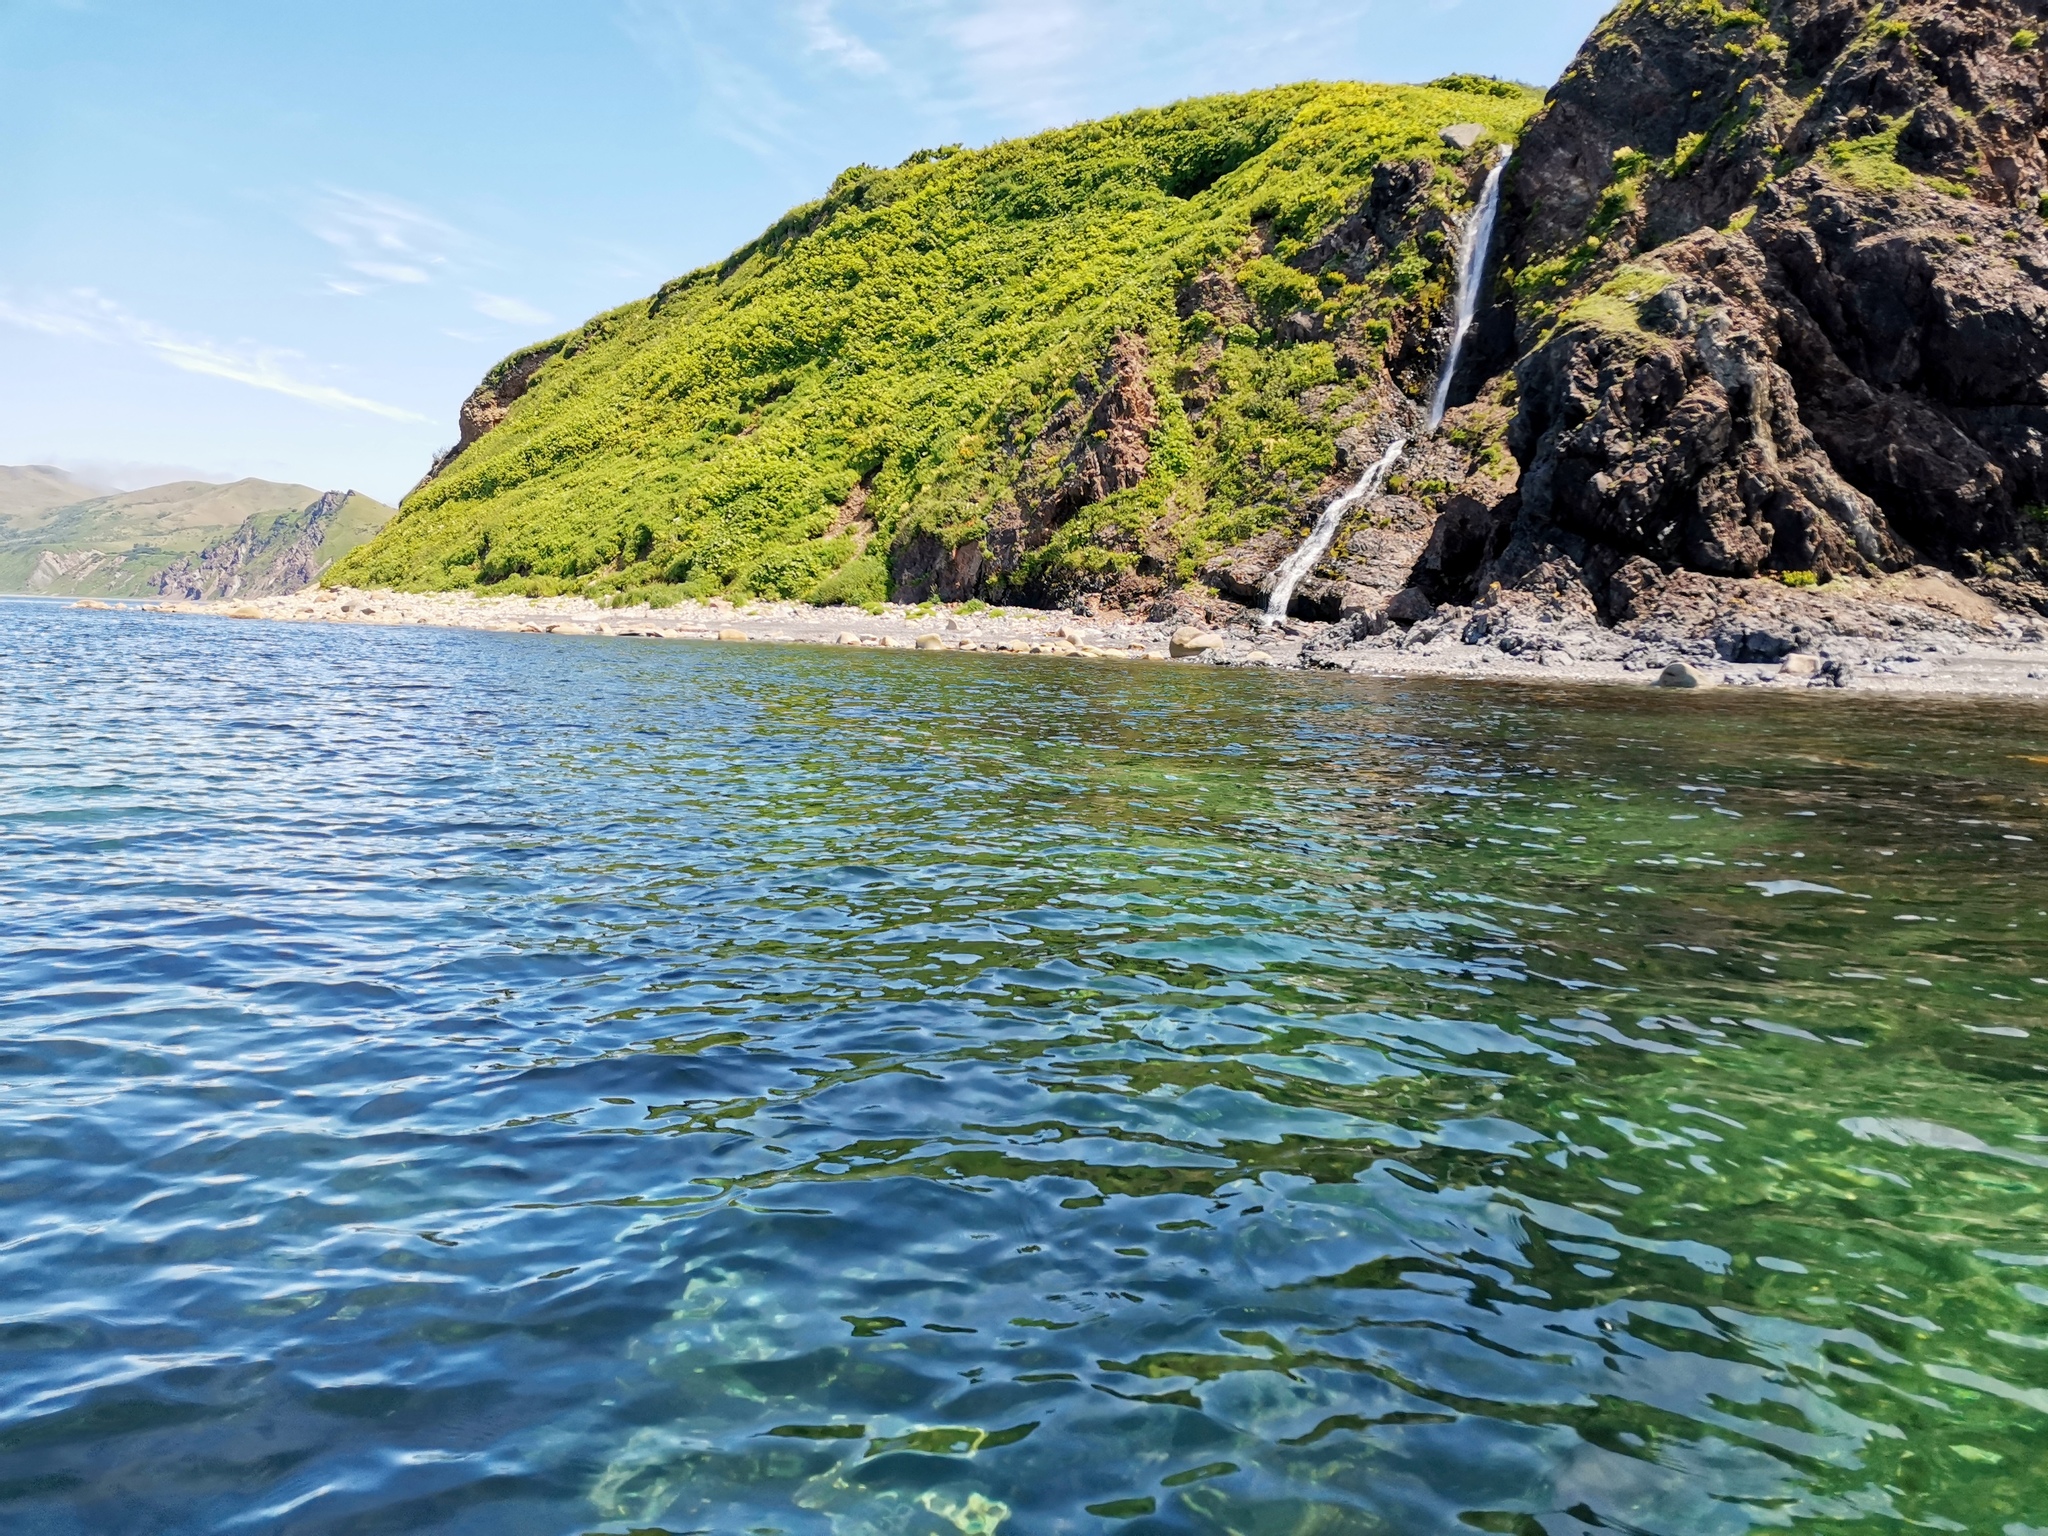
left=3, top=597, right=2045, bottom=1534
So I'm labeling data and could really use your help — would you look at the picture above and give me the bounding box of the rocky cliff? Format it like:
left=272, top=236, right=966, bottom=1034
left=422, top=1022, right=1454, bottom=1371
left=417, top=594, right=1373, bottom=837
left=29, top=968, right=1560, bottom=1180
left=1412, top=0, right=2048, bottom=629
left=154, top=491, right=394, bottom=600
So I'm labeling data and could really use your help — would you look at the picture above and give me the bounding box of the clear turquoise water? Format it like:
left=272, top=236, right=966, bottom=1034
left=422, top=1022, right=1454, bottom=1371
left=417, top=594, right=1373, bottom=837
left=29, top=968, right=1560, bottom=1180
left=4, top=597, right=2047, bottom=1535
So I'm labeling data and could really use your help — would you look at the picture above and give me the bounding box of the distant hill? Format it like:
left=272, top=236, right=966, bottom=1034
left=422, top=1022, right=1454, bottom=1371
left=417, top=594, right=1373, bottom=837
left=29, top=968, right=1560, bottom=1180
left=0, top=474, right=397, bottom=597
left=154, top=491, right=395, bottom=600
left=0, top=465, right=112, bottom=524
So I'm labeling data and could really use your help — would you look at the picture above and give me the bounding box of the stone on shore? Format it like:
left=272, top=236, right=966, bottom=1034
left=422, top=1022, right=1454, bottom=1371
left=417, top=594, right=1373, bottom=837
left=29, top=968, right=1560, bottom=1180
left=1781, top=652, right=1822, bottom=678
left=1383, top=588, right=1438, bottom=626
left=1170, top=626, right=1224, bottom=659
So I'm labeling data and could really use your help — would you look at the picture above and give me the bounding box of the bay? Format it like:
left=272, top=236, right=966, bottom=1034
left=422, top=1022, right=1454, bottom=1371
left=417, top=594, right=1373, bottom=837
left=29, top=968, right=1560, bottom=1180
left=3, top=597, right=2045, bottom=1534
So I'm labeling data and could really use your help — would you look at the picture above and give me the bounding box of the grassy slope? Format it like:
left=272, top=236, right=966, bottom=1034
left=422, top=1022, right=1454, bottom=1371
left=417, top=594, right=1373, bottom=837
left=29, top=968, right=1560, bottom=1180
left=315, top=492, right=396, bottom=572
left=337, top=80, right=1541, bottom=606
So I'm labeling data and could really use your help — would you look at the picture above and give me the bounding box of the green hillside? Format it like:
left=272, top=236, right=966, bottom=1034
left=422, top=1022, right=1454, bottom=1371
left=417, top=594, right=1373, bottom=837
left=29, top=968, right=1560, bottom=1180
left=336, top=79, right=1540, bottom=608
left=0, top=478, right=394, bottom=597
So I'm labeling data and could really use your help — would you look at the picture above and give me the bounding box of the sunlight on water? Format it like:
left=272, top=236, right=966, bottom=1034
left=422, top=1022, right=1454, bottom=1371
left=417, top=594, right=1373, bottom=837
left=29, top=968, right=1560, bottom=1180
left=2, top=598, right=2045, bottom=1534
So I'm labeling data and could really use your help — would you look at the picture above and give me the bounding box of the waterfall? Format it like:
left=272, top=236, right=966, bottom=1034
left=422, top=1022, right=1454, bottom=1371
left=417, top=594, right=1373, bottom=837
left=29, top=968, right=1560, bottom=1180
left=1262, top=438, right=1407, bottom=624
left=1425, top=150, right=1510, bottom=434
left=1255, top=152, right=1507, bottom=626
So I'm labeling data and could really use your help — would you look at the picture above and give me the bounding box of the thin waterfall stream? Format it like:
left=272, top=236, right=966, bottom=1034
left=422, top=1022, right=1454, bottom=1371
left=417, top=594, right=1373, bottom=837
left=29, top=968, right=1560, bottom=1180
left=1426, top=148, right=1511, bottom=432
left=1261, top=439, right=1406, bottom=624
left=1261, top=149, right=1510, bottom=624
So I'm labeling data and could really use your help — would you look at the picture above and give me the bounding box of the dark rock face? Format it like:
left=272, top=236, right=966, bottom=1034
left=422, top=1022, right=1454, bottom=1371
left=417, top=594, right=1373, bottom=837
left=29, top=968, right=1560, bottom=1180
left=1045, top=331, right=1162, bottom=519
left=892, top=531, right=984, bottom=604
left=1504, top=228, right=1902, bottom=587
left=1469, top=0, right=2048, bottom=617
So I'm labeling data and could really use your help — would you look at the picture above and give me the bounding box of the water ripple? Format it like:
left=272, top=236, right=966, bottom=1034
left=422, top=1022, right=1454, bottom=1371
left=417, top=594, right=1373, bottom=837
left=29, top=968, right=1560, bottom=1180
left=2, top=599, right=2045, bottom=1533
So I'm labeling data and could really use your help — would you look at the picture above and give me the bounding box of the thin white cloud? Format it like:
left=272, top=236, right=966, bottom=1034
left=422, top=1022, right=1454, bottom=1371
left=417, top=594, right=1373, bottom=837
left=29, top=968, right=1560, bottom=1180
left=616, top=0, right=856, bottom=165
left=306, top=188, right=460, bottom=295
left=308, top=188, right=456, bottom=259
left=0, top=296, right=102, bottom=339
left=941, top=0, right=1089, bottom=120
left=472, top=292, right=555, bottom=328
left=351, top=261, right=431, bottom=285
left=797, top=0, right=887, bottom=73
left=0, top=289, right=426, bottom=423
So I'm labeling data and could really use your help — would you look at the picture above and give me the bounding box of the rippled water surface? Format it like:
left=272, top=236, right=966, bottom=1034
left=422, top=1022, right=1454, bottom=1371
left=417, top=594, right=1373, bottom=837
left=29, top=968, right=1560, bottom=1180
left=6, top=598, right=2048, bottom=1535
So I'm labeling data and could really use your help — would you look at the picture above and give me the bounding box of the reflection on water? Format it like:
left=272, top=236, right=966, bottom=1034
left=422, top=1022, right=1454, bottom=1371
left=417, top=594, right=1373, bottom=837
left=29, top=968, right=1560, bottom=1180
left=2, top=598, right=2045, bottom=1534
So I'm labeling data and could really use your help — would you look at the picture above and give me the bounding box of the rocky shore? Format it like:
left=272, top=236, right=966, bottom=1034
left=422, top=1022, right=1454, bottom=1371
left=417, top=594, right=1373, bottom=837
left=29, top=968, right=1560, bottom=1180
left=85, top=571, right=2048, bottom=699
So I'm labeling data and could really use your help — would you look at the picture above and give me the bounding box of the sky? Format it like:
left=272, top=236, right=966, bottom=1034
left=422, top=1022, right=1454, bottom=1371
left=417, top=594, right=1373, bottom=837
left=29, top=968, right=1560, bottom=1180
left=0, top=0, right=1613, bottom=503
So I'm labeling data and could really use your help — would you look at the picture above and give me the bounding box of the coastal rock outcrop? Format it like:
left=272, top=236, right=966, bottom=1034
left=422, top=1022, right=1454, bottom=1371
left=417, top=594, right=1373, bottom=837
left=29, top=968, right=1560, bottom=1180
left=1455, top=0, right=2048, bottom=621
left=336, top=6, right=2048, bottom=644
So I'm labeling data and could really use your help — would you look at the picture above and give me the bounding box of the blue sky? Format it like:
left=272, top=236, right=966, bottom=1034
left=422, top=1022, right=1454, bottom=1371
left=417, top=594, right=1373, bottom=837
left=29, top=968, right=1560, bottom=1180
left=0, top=0, right=1611, bottom=502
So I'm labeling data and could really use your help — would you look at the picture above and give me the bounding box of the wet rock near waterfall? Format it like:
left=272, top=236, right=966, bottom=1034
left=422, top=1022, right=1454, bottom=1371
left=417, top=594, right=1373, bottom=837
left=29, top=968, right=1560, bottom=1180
left=1199, top=532, right=1290, bottom=612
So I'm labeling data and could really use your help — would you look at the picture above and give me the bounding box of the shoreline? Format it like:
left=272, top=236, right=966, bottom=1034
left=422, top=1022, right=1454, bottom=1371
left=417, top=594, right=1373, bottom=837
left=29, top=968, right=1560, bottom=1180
left=52, top=585, right=2048, bottom=701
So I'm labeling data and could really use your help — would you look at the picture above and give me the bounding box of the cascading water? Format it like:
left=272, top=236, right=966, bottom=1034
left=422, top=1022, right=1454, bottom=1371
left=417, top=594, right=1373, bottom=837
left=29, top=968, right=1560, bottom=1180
left=1261, top=438, right=1406, bottom=624
left=1259, top=151, right=1509, bottom=626
left=1426, top=148, right=1510, bottom=433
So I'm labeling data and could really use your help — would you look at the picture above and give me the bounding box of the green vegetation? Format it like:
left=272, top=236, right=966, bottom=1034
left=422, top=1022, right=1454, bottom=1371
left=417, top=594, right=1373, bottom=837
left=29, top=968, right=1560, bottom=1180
left=1561, top=262, right=1678, bottom=337
left=1424, top=73, right=1526, bottom=98
left=1779, top=568, right=1819, bottom=588
left=1694, top=1, right=1768, bottom=26
left=1824, top=115, right=1972, bottom=198
left=2012, top=28, right=2038, bottom=50
left=335, top=81, right=1540, bottom=606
